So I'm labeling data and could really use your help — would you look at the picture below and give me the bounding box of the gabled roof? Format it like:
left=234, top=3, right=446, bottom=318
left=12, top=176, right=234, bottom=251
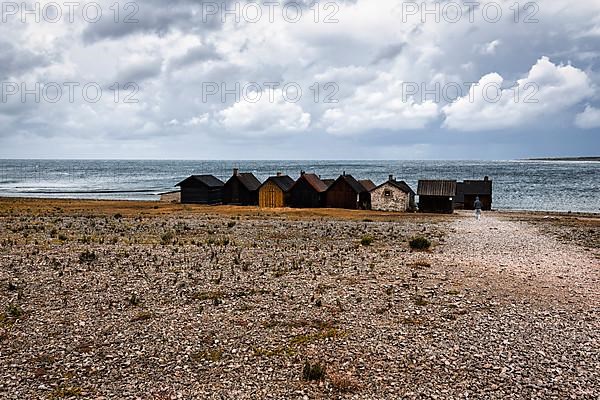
left=176, top=175, right=224, bottom=188
left=329, top=174, right=367, bottom=194
left=359, top=179, right=376, bottom=192
left=262, top=175, right=295, bottom=192
left=227, top=172, right=262, bottom=192
left=457, top=180, right=493, bottom=195
left=417, top=180, right=456, bottom=197
left=294, top=173, right=328, bottom=193
left=322, top=179, right=335, bottom=188
left=372, top=179, right=415, bottom=195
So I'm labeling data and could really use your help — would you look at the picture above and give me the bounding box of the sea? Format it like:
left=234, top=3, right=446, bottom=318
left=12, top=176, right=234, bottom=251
left=0, top=160, right=598, bottom=213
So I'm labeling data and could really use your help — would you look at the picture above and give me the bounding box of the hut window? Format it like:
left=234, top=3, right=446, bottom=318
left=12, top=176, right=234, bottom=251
left=384, top=190, right=392, bottom=197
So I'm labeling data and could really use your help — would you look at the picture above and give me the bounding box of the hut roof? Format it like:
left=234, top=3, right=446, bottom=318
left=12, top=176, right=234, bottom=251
left=417, top=180, right=457, bottom=197
left=230, top=173, right=262, bottom=192
left=373, top=179, right=415, bottom=195
left=322, top=179, right=335, bottom=187
left=359, top=179, right=377, bottom=192
left=296, top=173, right=328, bottom=193
left=176, top=175, right=224, bottom=188
left=458, top=180, right=493, bottom=195
left=262, top=175, right=295, bottom=192
left=330, top=174, right=367, bottom=194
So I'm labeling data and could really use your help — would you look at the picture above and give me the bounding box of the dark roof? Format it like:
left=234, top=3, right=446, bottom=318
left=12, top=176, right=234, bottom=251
left=176, top=175, right=224, bottom=188
left=262, top=175, right=295, bottom=192
left=322, top=179, right=335, bottom=187
left=329, top=174, right=367, bottom=194
left=372, top=179, right=415, bottom=195
left=359, top=179, right=377, bottom=192
left=295, top=173, right=328, bottom=193
left=228, top=172, right=262, bottom=191
left=457, top=180, right=493, bottom=195
left=417, top=180, right=457, bottom=197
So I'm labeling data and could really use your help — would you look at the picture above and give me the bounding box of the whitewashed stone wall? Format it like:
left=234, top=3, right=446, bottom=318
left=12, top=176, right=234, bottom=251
left=371, top=183, right=410, bottom=212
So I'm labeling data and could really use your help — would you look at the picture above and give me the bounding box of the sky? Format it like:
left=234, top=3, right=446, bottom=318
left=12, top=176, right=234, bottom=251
left=0, top=0, right=599, bottom=160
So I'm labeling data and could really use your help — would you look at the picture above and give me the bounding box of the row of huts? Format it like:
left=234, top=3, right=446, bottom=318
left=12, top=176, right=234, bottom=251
left=169, top=169, right=492, bottom=213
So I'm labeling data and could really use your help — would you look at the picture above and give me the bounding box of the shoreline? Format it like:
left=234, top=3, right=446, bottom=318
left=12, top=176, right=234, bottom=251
left=0, top=196, right=598, bottom=219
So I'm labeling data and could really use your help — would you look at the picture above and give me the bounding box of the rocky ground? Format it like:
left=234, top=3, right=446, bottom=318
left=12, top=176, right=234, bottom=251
left=0, top=199, right=598, bottom=399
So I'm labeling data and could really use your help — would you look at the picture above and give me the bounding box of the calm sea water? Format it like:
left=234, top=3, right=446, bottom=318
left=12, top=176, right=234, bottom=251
left=0, top=160, right=598, bottom=213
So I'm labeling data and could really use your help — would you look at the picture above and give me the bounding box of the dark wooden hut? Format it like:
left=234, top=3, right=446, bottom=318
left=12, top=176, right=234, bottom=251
left=289, top=172, right=328, bottom=208
left=222, top=169, right=261, bottom=206
left=175, top=175, right=224, bottom=204
left=322, top=179, right=335, bottom=188
left=258, top=173, right=295, bottom=208
left=325, top=173, right=369, bottom=210
left=417, top=180, right=456, bottom=214
left=455, top=177, right=493, bottom=210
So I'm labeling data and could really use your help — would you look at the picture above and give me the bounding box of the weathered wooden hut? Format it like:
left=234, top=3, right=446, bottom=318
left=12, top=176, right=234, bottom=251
left=417, top=180, right=456, bottom=214
left=325, top=173, right=369, bottom=210
left=455, top=177, right=493, bottom=210
left=222, top=169, right=261, bottom=206
left=289, top=172, right=328, bottom=208
left=258, top=173, right=295, bottom=208
left=370, top=175, right=415, bottom=212
left=175, top=175, right=224, bottom=204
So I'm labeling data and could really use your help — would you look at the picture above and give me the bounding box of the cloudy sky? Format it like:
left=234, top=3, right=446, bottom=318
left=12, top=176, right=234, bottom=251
left=0, top=0, right=599, bottom=159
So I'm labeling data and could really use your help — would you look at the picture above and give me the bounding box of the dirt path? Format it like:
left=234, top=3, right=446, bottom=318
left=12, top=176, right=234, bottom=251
left=436, top=211, right=600, bottom=306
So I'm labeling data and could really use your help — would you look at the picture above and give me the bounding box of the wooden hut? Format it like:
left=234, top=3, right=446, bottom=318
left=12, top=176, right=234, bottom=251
left=222, top=169, right=261, bottom=206
left=370, top=175, right=415, bottom=212
left=417, top=180, right=456, bottom=214
left=325, top=173, right=369, bottom=210
left=455, top=177, right=493, bottom=210
left=289, top=172, right=328, bottom=208
left=175, top=175, right=224, bottom=204
left=258, top=173, right=295, bottom=208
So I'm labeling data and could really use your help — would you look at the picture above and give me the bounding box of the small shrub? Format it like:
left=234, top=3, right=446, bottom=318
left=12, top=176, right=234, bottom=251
left=128, top=293, right=141, bottom=306
left=302, top=361, right=326, bottom=381
left=227, top=221, right=236, bottom=228
left=58, top=233, right=68, bottom=241
left=79, top=250, right=97, bottom=263
left=114, top=213, right=123, bottom=219
left=161, top=231, right=174, bottom=245
left=409, top=236, right=431, bottom=250
left=6, top=304, right=22, bottom=319
left=360, top=235, right=374, bottom=246
left=131, top=311, right=152, bottom=322
left=329, top=372, right=361, bottom=393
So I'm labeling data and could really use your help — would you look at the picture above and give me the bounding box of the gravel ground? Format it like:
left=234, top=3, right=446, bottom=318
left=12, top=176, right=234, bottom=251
left=0, top=202, right=598, bottom=399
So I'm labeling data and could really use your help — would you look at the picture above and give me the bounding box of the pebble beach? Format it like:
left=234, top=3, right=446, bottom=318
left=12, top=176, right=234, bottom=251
left=0, top=198, right=598, bottom=399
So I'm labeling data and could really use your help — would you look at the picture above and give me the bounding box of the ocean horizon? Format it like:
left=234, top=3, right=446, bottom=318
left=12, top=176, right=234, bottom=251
left=0, top=159, right=598, bottom=213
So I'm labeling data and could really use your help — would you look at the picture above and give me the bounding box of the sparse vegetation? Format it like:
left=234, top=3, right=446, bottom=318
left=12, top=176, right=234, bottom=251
left=409, top=236, right=431, bottom=250
left=329, top=372, right=362, bottom=393
left=161, top=231, right=175, bottom=245
left=79, top=250, right=97, bottom=263
left=360, top=235, right=374, bottom=246
left=302, top=361, right=326, bottom=381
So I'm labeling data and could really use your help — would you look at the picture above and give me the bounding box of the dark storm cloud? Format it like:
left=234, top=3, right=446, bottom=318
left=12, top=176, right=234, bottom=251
left=81, top=0, right=226, bottom=43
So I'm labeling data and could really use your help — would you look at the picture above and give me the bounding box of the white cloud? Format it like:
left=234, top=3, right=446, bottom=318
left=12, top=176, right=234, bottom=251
left=442, top=57, right=594, bottom=131
left=479, top=40, right=502, bottom=55
left=218, top=90, right=310, bottom=135
left=321, top=73, right=439, bottom=135
left=575, top=106, right=600, bottom=129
